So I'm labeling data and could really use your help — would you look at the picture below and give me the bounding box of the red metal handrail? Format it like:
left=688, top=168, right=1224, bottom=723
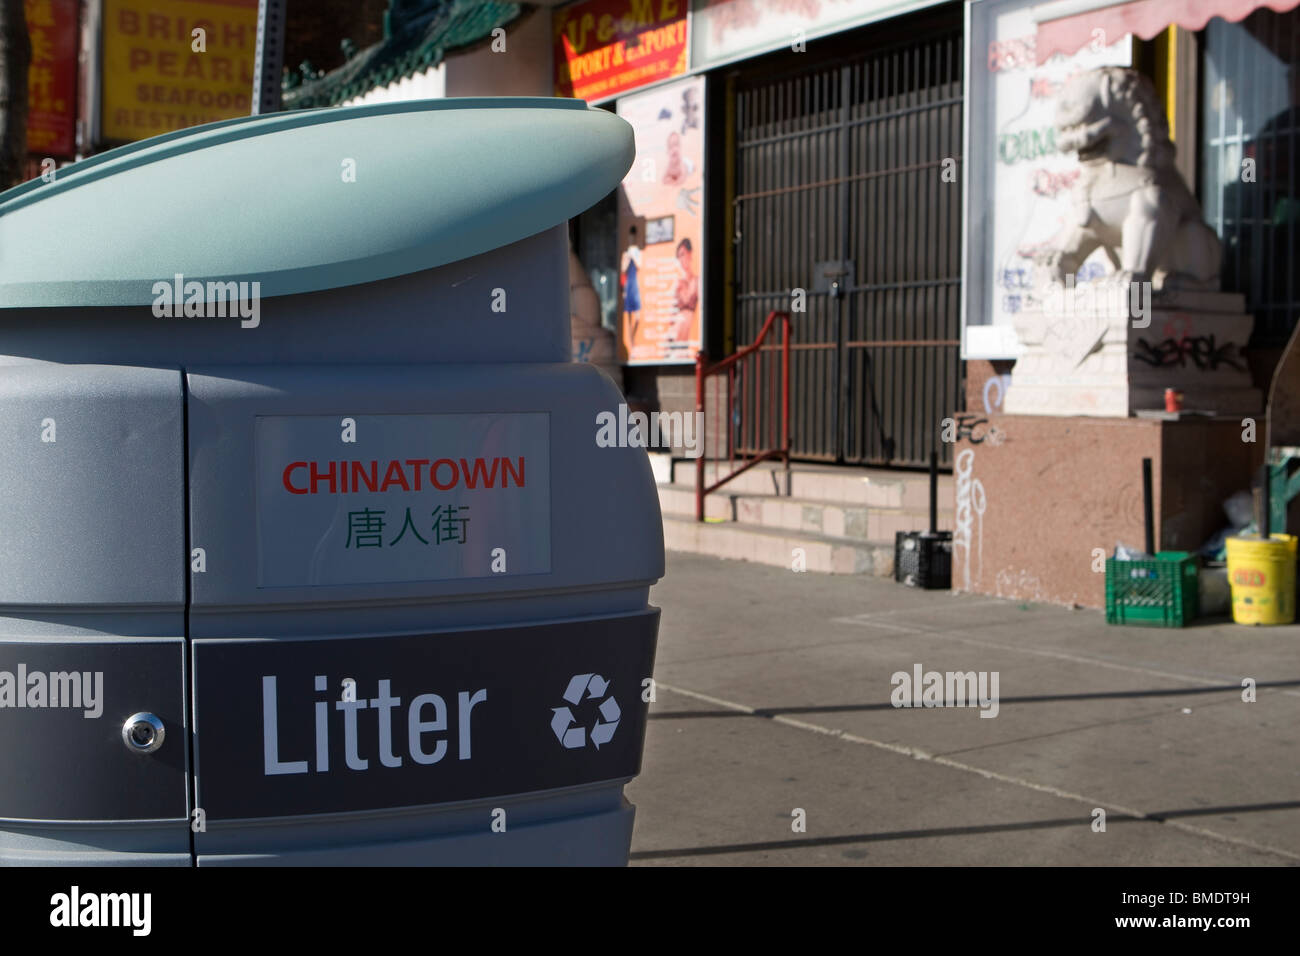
left=695, top=310, right=792, bottom=521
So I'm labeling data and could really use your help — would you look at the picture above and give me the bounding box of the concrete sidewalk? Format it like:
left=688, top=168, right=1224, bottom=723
left=626, top=552, right=1300, bottom=865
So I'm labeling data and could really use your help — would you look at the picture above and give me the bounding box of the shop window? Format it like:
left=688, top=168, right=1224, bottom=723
left=1202, top=8, right=1300, bottom=347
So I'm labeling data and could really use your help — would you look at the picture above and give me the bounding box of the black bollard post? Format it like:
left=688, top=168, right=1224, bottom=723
left=1142, top=457, right=1155, bottom=555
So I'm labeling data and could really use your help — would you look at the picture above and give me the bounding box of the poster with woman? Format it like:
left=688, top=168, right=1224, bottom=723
left=616, top=75, right=706, bottom=365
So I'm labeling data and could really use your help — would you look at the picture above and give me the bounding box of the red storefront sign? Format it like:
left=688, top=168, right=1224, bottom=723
left=553, top=0, right=689, bottom=102
left=25, top=0, right=79, bottom=158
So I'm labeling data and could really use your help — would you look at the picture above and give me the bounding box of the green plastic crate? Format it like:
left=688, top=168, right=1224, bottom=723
left=1105, top=551, right=1199, bottom=627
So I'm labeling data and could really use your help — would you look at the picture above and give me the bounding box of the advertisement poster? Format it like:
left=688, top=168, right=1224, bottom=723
left=25, top=0, right=78, bottom=158
left=691, top=0, right=942, bottom=70
left=553, top=0, right=689, bottom=102
left=616, top=75, right=705, bottom=365
left=963, top=0, right=1130, bottom=358
left=101, top=0, right=258, bottom=143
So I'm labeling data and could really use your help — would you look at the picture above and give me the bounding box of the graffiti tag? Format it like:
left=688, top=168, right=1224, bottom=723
left=952, top=413, right=1005, bottom=445
left=982, top=374, right=1013, bottom=414
left=1031, top=167, right=1079, bottom=197
left=954, top=448, right=987, bottom=591
left=1133, top=335, right=1245, bottom=372
left=997, top=127, right=1057, bottom=165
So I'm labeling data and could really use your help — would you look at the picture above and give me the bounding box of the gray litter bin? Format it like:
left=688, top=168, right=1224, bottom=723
left=0, top=98, right=663, bottom=865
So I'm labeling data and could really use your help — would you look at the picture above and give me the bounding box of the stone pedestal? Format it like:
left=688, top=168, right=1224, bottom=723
left=950, top=414, right=1264, bottom=607
left=1003, top=289, right=1262, bottom=418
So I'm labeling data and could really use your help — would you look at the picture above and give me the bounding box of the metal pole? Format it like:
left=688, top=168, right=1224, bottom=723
left=695, top=350, right=706, bottom=522
left=1260, top=463, right=1272, bottom=538
left=782, top=312, right=791, bottom=495
left=252, top=0, right=287, bottom=116
left=727, top=366, right=734, bottom=470
left=929, top=449, right=938, bottom=535
left=1142, top=457, right=1155, bottom=555
left=77, top=0, right=103, bottom=156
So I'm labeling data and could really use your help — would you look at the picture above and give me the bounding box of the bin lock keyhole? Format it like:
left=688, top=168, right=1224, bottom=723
left=122, top=713, right=165, bottom=754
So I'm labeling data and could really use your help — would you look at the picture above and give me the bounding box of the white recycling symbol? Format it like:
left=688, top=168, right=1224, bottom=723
left=551, top=673, right=620, bottom=750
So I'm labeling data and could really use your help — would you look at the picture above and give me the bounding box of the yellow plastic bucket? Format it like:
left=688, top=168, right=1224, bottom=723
left=1225, top=534, right=1297, bottom=625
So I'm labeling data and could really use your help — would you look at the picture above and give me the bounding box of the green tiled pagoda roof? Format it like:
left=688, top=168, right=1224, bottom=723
left=283, top=0, right=525, bottom=110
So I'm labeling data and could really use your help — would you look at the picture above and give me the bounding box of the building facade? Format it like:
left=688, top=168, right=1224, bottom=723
left=19, top=0, right=1300, bottom=605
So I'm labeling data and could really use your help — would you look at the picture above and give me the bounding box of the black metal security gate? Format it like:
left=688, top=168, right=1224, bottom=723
left=732, top=19, right=964, bottom=467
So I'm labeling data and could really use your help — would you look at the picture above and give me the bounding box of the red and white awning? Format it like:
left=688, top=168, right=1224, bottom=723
left=1034, top=0, right=1300, bottom=63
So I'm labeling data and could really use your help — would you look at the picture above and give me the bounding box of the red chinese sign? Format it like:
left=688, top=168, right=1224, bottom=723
left=553, top=0, right=689, bottom=102
left=25, top=0, right=78, bottom=158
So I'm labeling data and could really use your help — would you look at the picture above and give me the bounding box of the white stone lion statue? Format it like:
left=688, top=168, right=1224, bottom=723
left=1035, top=67, right=1221, bottom=291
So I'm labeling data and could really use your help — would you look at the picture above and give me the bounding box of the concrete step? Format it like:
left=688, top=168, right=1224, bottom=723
left=667, top=458, right=953, bottom=511
left=659, top=484, right=733, bottom=521
left=663, top=515, right=896, bottom=576
left=658, top=483, right=953, bottom=541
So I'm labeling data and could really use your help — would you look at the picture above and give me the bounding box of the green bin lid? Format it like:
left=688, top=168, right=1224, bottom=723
left=0, top=98, right=633, bottom=308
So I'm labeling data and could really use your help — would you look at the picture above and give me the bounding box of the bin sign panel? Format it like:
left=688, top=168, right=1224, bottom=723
left=25, top=0, right=78, bottom=158
left=617, top=75, right=705, bottom=365
left=256, top=413, right=552, bottom=587
left=101, top=0, right=258, bottom=143
left=962, top=0, right=1131, bottom=359
left=553, top=0, right=689, bottom=102
left=193, top=612, right=659, bottom=819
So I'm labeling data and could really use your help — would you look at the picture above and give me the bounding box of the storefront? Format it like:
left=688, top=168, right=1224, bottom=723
left=557, top=0, right=967, bottom=467
left=558, top=0, right=1298, bottom=472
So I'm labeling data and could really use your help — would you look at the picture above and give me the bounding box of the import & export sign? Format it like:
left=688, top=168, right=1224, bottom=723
left=553, top=0, right=689, bottom=102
